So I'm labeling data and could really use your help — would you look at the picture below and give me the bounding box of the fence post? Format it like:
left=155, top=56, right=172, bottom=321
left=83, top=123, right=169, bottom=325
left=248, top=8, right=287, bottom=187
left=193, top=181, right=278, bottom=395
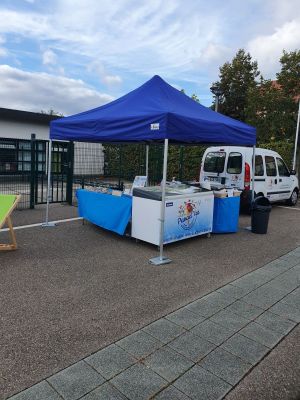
left=30, top=133, right=36, bottom=209
left=118, top=145, right=122, bottom=188
left=179, top=146, right=184, bottom=181
left=66, top=141, right=74, bottom=205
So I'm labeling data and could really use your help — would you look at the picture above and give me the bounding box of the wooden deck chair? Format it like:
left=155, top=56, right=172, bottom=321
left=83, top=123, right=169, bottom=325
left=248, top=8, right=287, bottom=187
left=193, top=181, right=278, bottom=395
left=0, top=194, right=21, bottom=251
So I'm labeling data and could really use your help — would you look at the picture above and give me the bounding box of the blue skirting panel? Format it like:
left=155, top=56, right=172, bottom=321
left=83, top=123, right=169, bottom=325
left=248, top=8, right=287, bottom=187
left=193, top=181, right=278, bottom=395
left=213, top=196, right=240, bottom=233
left=76, top=189, right=132, bottom=235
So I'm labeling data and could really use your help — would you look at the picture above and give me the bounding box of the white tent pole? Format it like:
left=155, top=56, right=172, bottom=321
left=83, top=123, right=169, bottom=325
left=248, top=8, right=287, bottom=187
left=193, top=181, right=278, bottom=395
left=251, top=145, right=256, bottom=204
left=42, top=139, right=56, bottom=227
left=159, top=139, right=168, bottom=260
left=292, top=99, right=300, bottom=171
left=145, top=145, right=149, bottom=186
left=149, top=139, right=171, bottom=265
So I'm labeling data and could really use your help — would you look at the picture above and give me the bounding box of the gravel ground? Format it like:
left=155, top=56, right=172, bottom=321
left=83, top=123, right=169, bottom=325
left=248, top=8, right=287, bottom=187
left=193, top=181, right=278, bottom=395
left=1, top=204, right=300, bottom=399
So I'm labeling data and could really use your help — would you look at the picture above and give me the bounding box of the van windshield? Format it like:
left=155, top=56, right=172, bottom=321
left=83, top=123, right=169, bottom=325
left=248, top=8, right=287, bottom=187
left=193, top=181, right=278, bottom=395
left=204, top=152, right=226, bottom=173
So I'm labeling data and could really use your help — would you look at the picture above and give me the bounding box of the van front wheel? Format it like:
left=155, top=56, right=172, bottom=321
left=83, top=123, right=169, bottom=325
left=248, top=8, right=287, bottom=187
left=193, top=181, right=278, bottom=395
left=286, top=189, right=298, bottom=206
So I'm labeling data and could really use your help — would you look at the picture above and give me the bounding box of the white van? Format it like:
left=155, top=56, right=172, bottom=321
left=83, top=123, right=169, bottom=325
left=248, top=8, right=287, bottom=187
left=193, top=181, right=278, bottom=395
left=200, top=146, right=299, bottom=208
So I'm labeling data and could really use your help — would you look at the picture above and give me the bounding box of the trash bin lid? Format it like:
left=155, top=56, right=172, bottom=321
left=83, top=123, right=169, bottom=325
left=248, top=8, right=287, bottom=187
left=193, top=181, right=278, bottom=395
left=252, top=196, right=272, bottom=211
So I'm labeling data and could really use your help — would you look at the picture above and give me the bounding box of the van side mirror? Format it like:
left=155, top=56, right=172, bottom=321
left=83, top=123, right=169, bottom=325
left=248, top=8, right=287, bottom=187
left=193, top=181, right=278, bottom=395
left=290, top=169, right=296, bottom=175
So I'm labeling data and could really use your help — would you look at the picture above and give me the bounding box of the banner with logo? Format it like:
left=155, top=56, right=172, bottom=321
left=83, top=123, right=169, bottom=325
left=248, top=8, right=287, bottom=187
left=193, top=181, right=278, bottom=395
left=163, top=194, right=214, bottom=244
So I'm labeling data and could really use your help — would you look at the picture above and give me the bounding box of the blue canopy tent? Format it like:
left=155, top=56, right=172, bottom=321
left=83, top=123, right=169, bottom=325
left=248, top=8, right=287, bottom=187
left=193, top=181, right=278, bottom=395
left=47, top=75, right=256, bottom=264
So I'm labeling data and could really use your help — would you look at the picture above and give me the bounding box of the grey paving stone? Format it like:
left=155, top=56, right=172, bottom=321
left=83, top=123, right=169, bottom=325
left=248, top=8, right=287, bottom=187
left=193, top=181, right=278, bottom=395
left=81, top=382, right=127, bottom=399
left=225, top=300, right=264, bottom=320
left=185, top=298, right=224, bottom=317
left=173, top=365, right=231, bottom=400
left=269, top=300, right=300, bottom=323
left=85, top=344, right=136, bottom=379
left=216, top=284, right=252, bottom=299
left=142, top=318, right=185, bottom=344
left=231, top=272, right=270, bottom=291
left=279, top=255, right=300, bottom=267
left=165, top=307, right=205, bottom=329
left=201, top=291, right=236, bottom=307
left=9, top=381, right=61, bottom=400
left=116, top=330, right=162, bottom=359
left=270, top=275, right=299, bottom=292
left=199, top=347, right=252, bottom=386
left=242, top=290, right=279, bottom=309
left=168, top=331, right=215, bottom=362
left=291, top=287, right=300, bottom=297
left=253, top=268, right=281, bottom=280
left=110, top=363, right=167, bottom=400
left=261, top=259, right=291, bottom=273
left=221, top=333, right=269, bottom=365
left=257, top=264, right=287, bottom=278
left=255, top=310, right=297, bottom=334
left=191, top=319, right=235, bottom=346
left=260, top=281, right=293, bottom=297
left=210, top=309, right=250, bottom=331
left=47, top=361, right=105, bottom=400
left=144, top=346, right=193, bottom=382
left=154, top=385, right=190, bottom=399
left=280, top=292, right=300, bottom=308
left=253, top=283, right=288, bottom=300
left=239, top=321, right=284, bottom=348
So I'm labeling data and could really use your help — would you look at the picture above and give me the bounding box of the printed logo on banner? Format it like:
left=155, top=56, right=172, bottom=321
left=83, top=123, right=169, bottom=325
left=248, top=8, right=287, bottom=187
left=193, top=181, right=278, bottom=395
left=150, top=123, right=160, bottom=130
left=178, top=199, right=200, bottom=230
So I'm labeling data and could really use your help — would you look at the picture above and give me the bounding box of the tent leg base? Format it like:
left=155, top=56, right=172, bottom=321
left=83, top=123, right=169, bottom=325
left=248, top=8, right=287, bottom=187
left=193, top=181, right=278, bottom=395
left=149, top=256, right=172, bottom=265
left=41, top=222, right=56, bottom=228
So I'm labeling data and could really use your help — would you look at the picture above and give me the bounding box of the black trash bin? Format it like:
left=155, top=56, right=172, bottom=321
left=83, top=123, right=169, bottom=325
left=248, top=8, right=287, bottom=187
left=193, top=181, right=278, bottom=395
left=251, top=196, right=271, bottom=234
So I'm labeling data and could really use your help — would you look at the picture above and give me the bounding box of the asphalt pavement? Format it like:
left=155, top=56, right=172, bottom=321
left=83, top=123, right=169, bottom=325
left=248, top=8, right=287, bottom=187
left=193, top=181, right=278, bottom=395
left=1, top=204, right=300, bottom=399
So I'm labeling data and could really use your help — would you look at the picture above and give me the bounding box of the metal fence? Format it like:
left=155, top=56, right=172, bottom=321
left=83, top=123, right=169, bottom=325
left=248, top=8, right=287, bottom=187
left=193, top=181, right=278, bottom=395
left=0, top=136, right=205, bottom=209
left=0, top=136, right=70, bottom=209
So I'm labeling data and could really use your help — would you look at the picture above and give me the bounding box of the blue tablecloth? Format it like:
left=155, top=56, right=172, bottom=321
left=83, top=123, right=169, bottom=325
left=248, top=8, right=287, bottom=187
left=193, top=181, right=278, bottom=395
left=76, top=189, right=132, bottom=235
left=213, top=196, right=240, bottom=233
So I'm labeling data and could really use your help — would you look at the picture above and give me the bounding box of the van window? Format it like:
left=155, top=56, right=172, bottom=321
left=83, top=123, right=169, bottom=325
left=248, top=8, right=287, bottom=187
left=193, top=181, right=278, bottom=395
left=265, top=156, right=277, bottom=176
left=204, top=152, right=225, bottom=173
left=277, top=158, right=290, bottom=177
left=227, top=152, right=242, bottom=174
left=254, top=155, right=264, bottom=176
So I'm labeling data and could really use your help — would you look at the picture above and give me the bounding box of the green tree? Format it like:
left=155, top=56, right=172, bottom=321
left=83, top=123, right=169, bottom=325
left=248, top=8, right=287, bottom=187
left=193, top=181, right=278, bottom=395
left=245, top=50, right=300, bottom=143
left=246, top=79, right=296, bottom=142
left=277, top=50, right=300, bottom=98
left=40, top=109, right=64, bottom=117
left=181, top=89, right=200, bottom=103
left=213, top=49, right=260, bottom=121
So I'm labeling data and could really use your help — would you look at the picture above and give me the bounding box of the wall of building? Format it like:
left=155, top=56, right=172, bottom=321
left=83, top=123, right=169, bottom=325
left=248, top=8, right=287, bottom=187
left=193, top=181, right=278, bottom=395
left=0, top=120, right=50, bottom=140
left=0, top=120, right=104, bottom=175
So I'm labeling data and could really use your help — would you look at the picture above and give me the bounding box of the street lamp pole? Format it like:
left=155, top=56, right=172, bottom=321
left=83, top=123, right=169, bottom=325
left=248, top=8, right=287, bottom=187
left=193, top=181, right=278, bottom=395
left=215, top=95, right=219, bottom=112
left=210, top=85, right=223, bottom=113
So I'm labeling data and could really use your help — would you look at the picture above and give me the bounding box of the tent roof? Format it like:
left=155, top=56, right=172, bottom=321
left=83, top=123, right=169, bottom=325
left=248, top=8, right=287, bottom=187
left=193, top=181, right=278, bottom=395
left=50, top=75, right=256, bottom=145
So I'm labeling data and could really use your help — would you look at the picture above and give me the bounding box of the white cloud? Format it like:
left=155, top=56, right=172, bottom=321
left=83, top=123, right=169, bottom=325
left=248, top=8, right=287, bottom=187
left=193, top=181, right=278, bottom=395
left=42, top=49, right=57, bottom=65
left=101, top=74, right=122, bottom=86
left=248, top=19, right=300, bottom=77
left=87, top=61, right=122, bottom=87
left=0, top=1, right=222, bottom=80
left=0, top=65, right=113, bottom=115
left=0, top=48, right=7, bottom=57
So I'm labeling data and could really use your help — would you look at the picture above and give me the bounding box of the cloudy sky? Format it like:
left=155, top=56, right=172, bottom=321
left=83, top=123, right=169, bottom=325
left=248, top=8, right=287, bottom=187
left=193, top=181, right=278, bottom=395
left=0, top=0, right=299, bottom=115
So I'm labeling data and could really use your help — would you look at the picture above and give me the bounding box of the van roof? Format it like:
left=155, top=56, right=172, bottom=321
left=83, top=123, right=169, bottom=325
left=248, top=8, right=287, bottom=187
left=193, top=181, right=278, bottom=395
left=204, top=146, right=281, bottom=157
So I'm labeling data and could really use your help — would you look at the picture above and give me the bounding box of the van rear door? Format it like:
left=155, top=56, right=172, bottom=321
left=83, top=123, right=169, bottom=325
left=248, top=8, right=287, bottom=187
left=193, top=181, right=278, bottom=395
left=202, top=151, right=226, bottom=185
left=226, top=151, right=244, bottom=188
